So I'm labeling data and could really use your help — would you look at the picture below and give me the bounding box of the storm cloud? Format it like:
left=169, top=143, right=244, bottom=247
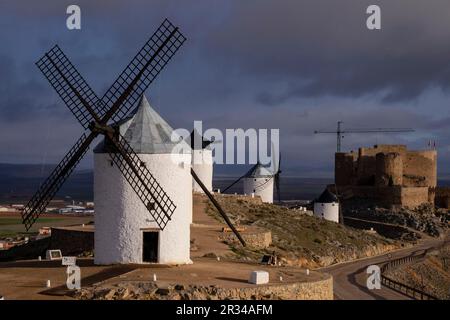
left=0, top=0, right=450, bottom=176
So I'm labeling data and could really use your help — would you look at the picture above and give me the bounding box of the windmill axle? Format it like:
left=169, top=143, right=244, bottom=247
left=89, top=121, right=115, bottom=135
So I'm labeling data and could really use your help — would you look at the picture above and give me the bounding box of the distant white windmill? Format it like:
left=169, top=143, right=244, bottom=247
left=189, top=128, right=214, bottom=193
left=223, top=147, right=282, bottom=203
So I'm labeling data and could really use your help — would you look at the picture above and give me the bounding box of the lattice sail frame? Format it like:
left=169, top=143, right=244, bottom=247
left=22, top=19, right=185, bottom=231
left=102, top=19, right=186, bottom=123
left=107, top=133, right=176, bottom=229
left=36, top=46, right=103, bottom=129
left=22, top=133, right=94, bottom=230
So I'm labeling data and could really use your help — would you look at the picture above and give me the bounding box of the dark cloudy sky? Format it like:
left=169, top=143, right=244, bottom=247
left=1, top=0, right=450, bottom=177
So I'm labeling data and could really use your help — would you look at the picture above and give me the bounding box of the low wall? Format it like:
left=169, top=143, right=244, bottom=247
left=220, top=228, right=272, bottom=249
left=49, top=228, right=94, bottom=256
left=212, top=275, right=333, bottom=300
left=77, top=274, right=334, bottom=300
left=216, top=194, right=264, bottom=205
left=0, top=237, right=50, bottom=262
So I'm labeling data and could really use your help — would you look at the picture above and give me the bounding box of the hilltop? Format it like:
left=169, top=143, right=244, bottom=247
left=202, top=194, right=402, bottom=268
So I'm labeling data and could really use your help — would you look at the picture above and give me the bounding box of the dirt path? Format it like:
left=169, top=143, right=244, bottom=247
left=0, top=259, right=125, bottom=300
left=190, top=193, right=234, bottom=258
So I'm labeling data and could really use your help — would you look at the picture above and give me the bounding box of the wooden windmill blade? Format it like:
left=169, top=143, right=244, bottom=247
left=22, top=132, right=95, bottom=230
left=35, top=45, right=103, bottom=128
left=191, top=169, right=246, bottom=246
left=23, top=19, right=186, bottom=231
left=105, top=132, right=176, bottom=230
left=222, top=163, right=259, bottom=193
left=100, top=19, right=186, bottom=124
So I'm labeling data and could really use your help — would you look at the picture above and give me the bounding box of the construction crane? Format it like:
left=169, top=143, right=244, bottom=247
left=314, top=121, right=415, bottom=152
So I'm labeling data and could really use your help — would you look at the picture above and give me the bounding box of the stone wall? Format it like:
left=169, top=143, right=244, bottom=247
left=435, top=187, right=450, bottom=209
left=375, top=152, right=403, bottom=186
left=400, top=187, right=430, bottom=208
left=76, top=274, right=334, bottom=300
left=335, top=185, right=430, bottom=208
left=220, top=228, right=272, bottom=249
left=211, top=275, right=333, bottom=300
left=217, top=194, right=264, bottom=205
left=50, top=228, right=94, bottom=256
left=403, top=150, right=437, bottom=187
left=335, top=144, right=437, bottom=208
left=0, top=237, right=50, bottom=262
left=335, top=152, right=356, bottom=185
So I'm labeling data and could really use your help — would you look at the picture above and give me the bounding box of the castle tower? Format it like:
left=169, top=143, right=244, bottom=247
left=190, top=129, right=213, bottom=193
left=243, top=163, right=274, bottom=203
left=93, top=95, right=192, bottom=265
left=375, top=152, right=403, bottom=186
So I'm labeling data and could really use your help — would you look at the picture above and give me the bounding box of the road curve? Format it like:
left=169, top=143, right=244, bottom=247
left=320, top=237, right=446, bottom=300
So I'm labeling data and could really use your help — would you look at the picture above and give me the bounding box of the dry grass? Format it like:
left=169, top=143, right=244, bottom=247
left=387, top=246, right=450, bottom=299
left=205, top=195, right=398, bottom=267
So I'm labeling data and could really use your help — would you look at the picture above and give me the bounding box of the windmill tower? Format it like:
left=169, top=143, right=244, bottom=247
left=223, top=150, right=282, bottom=204
left=243, top=163, right=275, bottom=203
left=94, top=95, right=192, bottom=264
left=313, top=189, right=339, bottom=223
left=22, top=19, right=247, bottom=264
left=190, top=129, right=213, bottom=193
left=21, top=19, right=189, bottom=264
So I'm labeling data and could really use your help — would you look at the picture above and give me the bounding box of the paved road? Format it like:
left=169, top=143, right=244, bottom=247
left=321, top=237, right=446, bottom=300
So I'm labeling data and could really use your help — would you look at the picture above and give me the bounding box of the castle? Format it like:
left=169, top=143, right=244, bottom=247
left=334, top=145, right=437, bottom=208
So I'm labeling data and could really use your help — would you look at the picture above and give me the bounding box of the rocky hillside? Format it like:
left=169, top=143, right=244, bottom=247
left=343, top=202, right=449, bottom=238
left=205, top=195, right=401, bottom=268
left=385, top=244, right=450, bottom=299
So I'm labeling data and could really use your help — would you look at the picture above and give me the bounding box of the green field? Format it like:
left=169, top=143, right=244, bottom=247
left=0, top=215, right=93, bottom=239
left=0, top=217, right=63, bottom=226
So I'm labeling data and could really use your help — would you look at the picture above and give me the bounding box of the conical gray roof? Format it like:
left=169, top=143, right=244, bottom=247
left=244, top=162, right=274, bottom=178
left=315, top=189, right=338, bottom=203
left=94, top=95, right=189, bottom=154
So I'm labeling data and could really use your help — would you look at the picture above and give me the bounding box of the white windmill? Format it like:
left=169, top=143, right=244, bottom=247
left=190, top=128, right=214, bottom=193
left=22, top=19, right=247, bottom=266
left=223, top=149, right=282, bottom=204
left=94, top=95, right=192, bottom=264
left=313, top=189, right=339, bottom=223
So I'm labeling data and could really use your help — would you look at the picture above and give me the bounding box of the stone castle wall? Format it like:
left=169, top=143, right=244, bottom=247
left=335, top=144, right=437, bottom=208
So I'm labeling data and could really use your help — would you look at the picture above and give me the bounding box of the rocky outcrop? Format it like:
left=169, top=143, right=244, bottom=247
left=72, top=275, right=333, bottom=300
left=344, top=203, right=448, bottom=238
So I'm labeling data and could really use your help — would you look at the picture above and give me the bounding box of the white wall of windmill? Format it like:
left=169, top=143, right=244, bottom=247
left=243, top=177, right=274, bottom=203
left=94, top=153, right=192, bottom=265
left=192, top=149, right=213, bottom=193
left=313, top=202, right=339, bottom=223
